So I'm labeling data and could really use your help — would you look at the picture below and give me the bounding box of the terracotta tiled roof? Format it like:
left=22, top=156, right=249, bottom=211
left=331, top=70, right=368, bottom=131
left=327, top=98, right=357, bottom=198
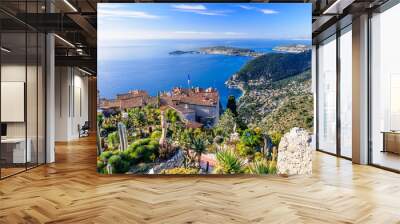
left=120, top=97, right=145, bottom=109
left=101, top=87, right=219, bottom=110
left=169, top=87, right=219, bottom=107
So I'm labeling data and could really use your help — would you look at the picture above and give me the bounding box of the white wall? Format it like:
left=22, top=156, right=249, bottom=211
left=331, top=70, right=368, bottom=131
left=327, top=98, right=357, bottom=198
left=1, top=63, right=46, bottom=164
left=55, top=67, right=89, bottom=141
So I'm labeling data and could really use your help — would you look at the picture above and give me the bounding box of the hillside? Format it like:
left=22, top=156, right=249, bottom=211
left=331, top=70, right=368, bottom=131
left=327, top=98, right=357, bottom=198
left=260, top=94, right=313, bottom=134
left=231, top=50, right=311, bottom=83
left=224, top=50, right=313, bottom=135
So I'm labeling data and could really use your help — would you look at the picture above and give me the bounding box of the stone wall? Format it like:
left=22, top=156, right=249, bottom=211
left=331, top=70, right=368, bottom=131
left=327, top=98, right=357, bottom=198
left=277, top=127, right=313, bottom=175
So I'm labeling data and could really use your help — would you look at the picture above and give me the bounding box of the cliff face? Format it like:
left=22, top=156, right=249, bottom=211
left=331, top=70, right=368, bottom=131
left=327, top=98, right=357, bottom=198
left=226, top=51, right=313, bottom=134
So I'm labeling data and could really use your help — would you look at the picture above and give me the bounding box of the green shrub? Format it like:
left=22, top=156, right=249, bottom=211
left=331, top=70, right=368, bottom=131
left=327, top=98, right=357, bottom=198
left=107, top=155, right=120, bottom=173
left=150, top=130, right=162, bottom=141
left=97, top=160, right=106, bottom=169
left=97, top=113, right=104, bottom=126
left=240, top=129, right=262, bottom=148
left=254, top=152, right=264, bottom=161
left=237, top=142, right=256, bottom=157
left=99, top=151, right=113, bottom=161
left=128, top=138, right=152, bottom=150
left=126, top=139, right=159, bottom=164
left=269, top=131, right=282, bottom=146
left=108, top=154, right=130, bottom=173
left=103, top=124, right=117, bottom=133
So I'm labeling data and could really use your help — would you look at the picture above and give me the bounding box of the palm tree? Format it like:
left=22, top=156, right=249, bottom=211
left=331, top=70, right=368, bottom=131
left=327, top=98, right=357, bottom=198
left=191, top=136, right=207, bottom=168
left=178, top=128, right=192, bottom=154
left=165, top=109, right=180, bottom=135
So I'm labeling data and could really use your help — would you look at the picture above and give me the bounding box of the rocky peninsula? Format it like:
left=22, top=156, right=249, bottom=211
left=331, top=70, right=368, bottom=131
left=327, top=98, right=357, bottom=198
left=169, top=46, right=264, bottom=57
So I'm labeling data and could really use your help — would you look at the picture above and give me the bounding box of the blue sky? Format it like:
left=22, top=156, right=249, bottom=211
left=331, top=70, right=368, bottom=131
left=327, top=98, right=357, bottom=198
left=98, top=3, right=311, bottom=44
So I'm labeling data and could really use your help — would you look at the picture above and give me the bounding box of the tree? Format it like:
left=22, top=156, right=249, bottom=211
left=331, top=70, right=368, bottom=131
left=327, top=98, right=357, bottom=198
left=128, top=108, right=146, bottom=137
left=144, top=105, right=158, bottom=126
left=191, top=135, right=207, bottom=168
left=226, top=95, right=238, bottom=116
left=214, top=109, right=236, bottom=138
left=178, top=129, right=193, bottom=155
left=97, top=113, right=104, bottom=126
left=165, top=108, right=180, bottom=136
left=165, top=108, right=180, bottom=124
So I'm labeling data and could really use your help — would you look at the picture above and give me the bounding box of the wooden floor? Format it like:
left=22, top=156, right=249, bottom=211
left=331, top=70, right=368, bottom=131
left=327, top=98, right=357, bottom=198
left=372, top=151, right=400, bottom=171
left=1, top=136, right=400, bottom=224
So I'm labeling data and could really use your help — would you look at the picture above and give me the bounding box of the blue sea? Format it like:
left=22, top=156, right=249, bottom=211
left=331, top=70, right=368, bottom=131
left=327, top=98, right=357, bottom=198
left=98, top=39, right=311, bottom=108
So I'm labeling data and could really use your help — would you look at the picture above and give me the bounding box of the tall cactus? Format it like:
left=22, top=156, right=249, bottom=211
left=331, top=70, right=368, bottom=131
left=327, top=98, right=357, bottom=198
left=97, top=122, right=102, bottom=155
left=118, top=122, right=128, bottom=151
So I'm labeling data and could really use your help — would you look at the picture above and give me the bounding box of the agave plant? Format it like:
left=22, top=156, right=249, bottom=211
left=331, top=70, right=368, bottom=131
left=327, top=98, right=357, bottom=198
left=214, top=150, right=244, bottom=174
left=246, top=159, right=270, bottom=174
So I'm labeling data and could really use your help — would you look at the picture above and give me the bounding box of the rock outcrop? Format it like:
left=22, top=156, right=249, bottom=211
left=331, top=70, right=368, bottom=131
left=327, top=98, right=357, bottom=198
left=277, top=127, right=313, bottom=175
left=149, top=149, right=185, bottom=174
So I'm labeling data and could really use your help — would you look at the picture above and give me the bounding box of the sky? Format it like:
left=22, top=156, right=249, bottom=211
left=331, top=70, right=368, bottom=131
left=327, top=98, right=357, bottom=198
left=98, top=3, right=311, bottom=45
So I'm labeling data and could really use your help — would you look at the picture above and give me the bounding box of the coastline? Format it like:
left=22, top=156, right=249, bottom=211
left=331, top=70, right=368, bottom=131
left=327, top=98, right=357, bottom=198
left=225, top=76, right=246, bottom=101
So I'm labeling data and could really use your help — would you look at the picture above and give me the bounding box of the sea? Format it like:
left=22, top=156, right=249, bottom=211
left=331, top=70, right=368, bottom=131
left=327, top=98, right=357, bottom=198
left=98, top=39, right=311, bottom=108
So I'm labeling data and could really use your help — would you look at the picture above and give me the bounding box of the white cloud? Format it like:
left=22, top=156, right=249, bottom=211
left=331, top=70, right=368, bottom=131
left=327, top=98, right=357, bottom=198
left=237, top=5, right=279, bottom=15
left=98, top=30, right=249, bottom=42
left=171, top=4, right=230, bottom=16
left=99, top=9, right=161, bottom=19
left=172, top=4, right=207, bottom=10
left=260, top=9, right=278, bottom=14
left=238, top=5, right=255, bottom=10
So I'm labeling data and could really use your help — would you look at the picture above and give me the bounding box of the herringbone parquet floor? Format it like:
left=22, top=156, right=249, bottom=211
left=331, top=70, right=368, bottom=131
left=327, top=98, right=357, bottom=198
left=1, top=136, right=400, bottom=224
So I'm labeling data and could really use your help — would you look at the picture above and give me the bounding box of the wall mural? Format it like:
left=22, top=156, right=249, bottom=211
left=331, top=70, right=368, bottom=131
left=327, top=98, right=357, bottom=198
left=97, top=3, right=313, bottom=175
